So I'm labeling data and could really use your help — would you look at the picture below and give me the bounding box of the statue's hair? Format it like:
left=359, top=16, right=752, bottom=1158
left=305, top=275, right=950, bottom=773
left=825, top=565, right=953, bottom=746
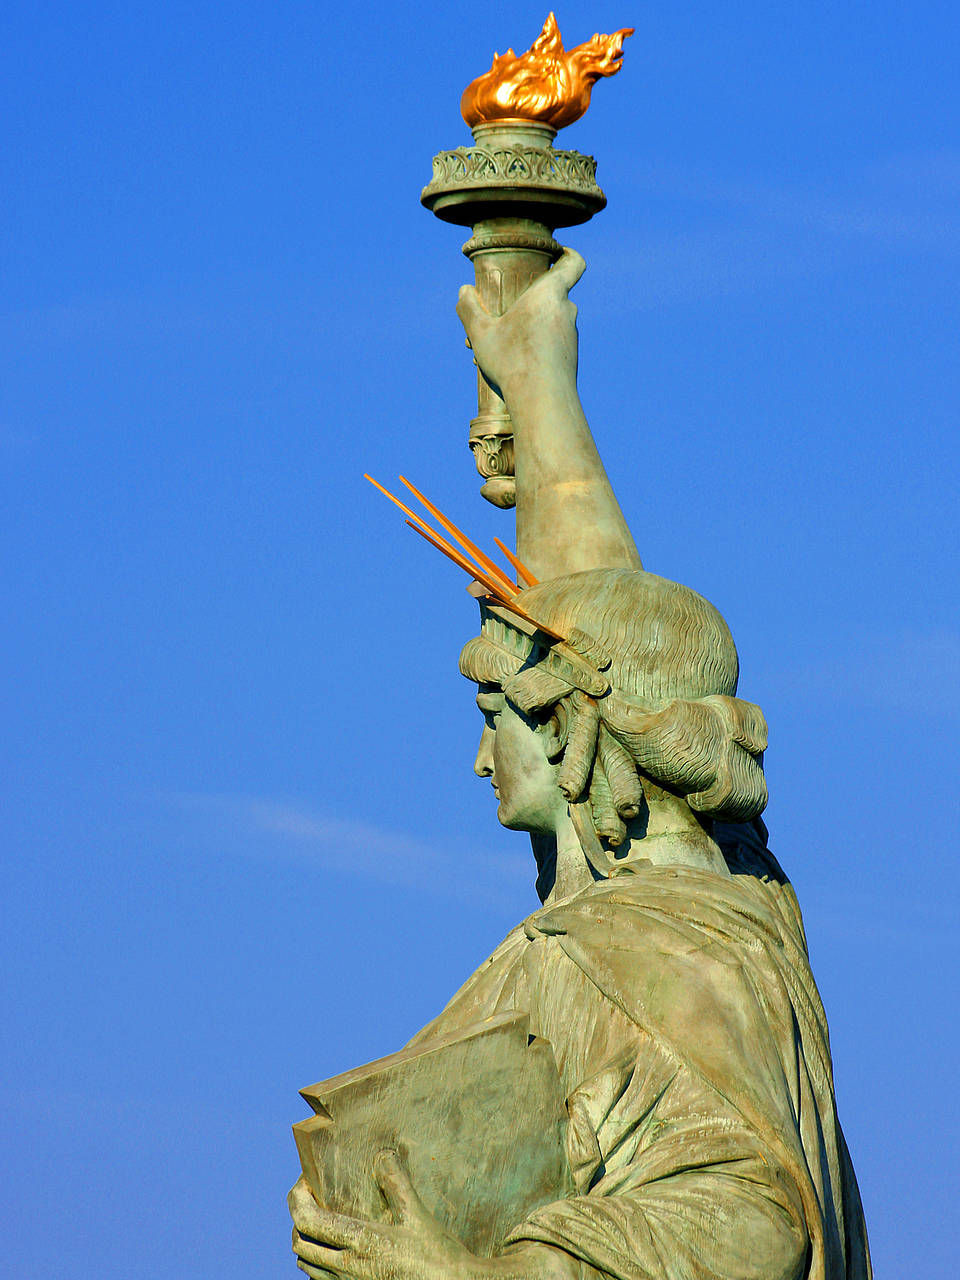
left=522, top=568, right=740, bottom=701
left=460, top=568, right=768, bottom=836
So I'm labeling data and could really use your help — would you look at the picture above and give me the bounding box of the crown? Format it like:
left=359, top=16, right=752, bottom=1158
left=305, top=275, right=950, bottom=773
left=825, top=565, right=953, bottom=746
left=365, top=474, right=612, bottom=697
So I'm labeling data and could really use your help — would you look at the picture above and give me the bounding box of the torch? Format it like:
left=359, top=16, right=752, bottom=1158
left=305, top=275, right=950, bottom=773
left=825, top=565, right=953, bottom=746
left=421, top=13, right=633, bottom=509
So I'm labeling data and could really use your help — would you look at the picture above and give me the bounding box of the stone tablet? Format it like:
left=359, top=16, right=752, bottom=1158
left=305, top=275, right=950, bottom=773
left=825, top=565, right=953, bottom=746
left=293, top=1012, right=572, bottom=1256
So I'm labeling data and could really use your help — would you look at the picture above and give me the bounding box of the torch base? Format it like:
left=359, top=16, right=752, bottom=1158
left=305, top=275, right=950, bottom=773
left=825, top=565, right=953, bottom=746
left=421, top=142, right=606, bottom=229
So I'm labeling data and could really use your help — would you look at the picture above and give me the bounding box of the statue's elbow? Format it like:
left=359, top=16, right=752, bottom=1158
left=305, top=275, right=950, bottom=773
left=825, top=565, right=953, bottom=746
left=770, top=1214, right=810, bottom=1280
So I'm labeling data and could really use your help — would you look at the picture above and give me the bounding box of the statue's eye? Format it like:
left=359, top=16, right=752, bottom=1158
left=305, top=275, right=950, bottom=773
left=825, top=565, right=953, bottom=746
left=477, top=691, right=505, bottom=729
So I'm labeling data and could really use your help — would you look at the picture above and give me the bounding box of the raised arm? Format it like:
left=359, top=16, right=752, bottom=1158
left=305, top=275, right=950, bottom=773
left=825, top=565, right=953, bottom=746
left=456, top=249, right=642, bottom=582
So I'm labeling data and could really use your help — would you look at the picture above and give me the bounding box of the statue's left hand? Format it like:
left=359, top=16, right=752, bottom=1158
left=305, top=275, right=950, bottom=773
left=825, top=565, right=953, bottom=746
left=288, top=1152, right=483, bottom=1280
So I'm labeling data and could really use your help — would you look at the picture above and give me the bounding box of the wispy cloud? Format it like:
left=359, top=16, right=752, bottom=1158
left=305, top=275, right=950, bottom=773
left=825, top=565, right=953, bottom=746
left=623, top=150, right=960, bottom=249
left=801, top=884, right=959, bottom=954
left=166, top=792, right=532, bottom=907
left=761, top=628, right=960, bottom=719
left=583, top=150, right=960, bottom=306
left=588, top=225, right=820, bottom=307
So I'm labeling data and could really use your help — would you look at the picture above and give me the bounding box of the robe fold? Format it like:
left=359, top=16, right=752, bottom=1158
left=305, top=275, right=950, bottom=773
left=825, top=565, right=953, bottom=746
left=407, top=859, right=871, bottom=1280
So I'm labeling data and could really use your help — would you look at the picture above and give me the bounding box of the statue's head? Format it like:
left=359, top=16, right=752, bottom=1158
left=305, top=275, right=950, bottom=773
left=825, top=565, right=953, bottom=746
left=459, top=567, right=768, bottom=857
left=363, top=475, right=768, bottom=869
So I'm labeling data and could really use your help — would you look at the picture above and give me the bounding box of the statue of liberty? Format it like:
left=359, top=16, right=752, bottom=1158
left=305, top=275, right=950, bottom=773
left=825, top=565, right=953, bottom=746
left=287, top=244, right=872, bottom=1280
left=287, top=18, right=871, bottom=1279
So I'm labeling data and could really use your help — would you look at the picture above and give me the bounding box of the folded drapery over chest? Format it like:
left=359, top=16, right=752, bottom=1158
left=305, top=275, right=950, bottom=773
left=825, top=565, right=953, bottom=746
left=408, top=867, right=870, bottom=1280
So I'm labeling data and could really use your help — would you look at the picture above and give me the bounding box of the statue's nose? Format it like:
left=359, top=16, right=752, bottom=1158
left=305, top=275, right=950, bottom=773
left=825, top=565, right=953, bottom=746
left=474, top=724, right=495, bottom=777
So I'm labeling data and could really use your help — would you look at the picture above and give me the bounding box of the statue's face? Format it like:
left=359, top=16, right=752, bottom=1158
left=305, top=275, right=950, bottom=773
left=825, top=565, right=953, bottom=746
left=474, top=685, right=567, bottom=834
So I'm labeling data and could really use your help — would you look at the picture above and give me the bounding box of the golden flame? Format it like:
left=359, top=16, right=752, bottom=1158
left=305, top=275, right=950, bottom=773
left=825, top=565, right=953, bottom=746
left=461, top=12, right=633, bottom=132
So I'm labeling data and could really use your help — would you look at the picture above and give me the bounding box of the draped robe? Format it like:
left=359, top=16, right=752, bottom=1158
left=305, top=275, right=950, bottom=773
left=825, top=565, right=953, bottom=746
left=407, top=850, right=871, bottom=1280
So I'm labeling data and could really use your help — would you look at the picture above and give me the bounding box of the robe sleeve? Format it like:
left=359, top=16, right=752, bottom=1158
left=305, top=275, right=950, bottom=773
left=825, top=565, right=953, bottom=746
left=504, top=1177, right=808, bottom=1280
left=504, top=873, right=873, bottom=1280
left=502, top=1038, right=810, bottom=1280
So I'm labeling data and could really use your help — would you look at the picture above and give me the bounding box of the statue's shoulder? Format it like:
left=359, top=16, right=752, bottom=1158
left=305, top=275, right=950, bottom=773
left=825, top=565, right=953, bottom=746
left=530, top=865, right=804, bottom=967
left=527, top=869, right=821, bottom=1071
left=528, top=867, right=731, bottom=932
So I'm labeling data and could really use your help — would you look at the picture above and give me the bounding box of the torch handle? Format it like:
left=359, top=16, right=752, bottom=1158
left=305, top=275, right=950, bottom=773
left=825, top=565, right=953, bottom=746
left=462, top=219, right=561, bottom=509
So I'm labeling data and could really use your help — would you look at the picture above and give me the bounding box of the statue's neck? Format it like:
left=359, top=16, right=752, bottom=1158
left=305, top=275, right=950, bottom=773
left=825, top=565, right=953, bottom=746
left=535, top=780, right=727, bottom=906
left=626, top=779, right=728, bottom=874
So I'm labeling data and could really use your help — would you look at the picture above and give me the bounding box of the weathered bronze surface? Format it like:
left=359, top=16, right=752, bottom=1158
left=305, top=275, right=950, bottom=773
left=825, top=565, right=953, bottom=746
left=294, top=1014, right=571, bottom=1257
left=289, top=18, right=872, bottom=1280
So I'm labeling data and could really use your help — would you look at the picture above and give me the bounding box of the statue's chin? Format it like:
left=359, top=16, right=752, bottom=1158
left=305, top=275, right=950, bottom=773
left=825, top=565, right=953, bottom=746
left=496, top=802, right=553, bottom=836
left=496, top=803, right=523, bottom=831
left=496, top=799, right=525, bottom=832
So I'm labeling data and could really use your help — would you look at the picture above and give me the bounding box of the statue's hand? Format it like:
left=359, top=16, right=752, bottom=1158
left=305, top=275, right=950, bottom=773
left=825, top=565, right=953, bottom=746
left=289, top=1153, right=482, bottom=1280
left=456, top=248, right=585, bottom=402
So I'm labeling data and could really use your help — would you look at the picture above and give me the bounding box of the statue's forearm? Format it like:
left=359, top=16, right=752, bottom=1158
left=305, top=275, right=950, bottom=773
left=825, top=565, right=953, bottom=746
left=500, top=369, right=641, bottom=581
left=457, top=246, right=640, bottom=579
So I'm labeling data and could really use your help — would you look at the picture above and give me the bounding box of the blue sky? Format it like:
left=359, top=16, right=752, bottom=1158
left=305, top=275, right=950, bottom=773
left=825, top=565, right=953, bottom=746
left=2, top=3, right=958, bottom=1276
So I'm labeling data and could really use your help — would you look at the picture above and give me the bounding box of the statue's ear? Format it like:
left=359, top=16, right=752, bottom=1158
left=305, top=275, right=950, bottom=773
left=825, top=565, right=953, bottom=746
left=539, top=700, right=569, bottom=762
